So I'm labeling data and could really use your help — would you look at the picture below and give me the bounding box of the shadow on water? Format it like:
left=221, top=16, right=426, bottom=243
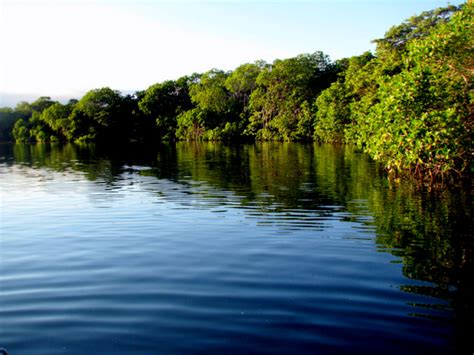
left=1, top=141, right=472, bottom=352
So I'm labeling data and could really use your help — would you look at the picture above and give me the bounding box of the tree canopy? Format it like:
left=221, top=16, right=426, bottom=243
left=1, top=3, right=472, bottom=183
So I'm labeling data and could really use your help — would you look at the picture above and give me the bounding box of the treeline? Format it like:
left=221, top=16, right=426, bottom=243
left=1, top=53, right=337, bottom=144
left=0, top=4, right=472, bottom=181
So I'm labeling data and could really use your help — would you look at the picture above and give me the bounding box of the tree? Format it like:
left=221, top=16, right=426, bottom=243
left=177, top=69, right=241, bottom=140
left=313, top=52, right=376, bottom=144
left=10, top=97, right=56, bottom=142
left=373, top=5, right=460, bottom=76
left=360, top=3, right=473, bottom=180
left=71, top=87, right=128, bottom=142
left=12, top=119, right=29, bottom=142
left=138, top=76, right=193, bottom=141
left=14, top=101, right=34, bottom=119
left=4, top=3, right=471, bottom=183
left=29, top=111, right=56, bottom=141
left=0, top=108, right=21, bottom=141
left=189, top=69, right=230, bottom=114
left=225, top=62, right=264, bottom=112
left=313, top=81, right=350, bottom=143
left=247, top=52, right=335, bottom=141
left=374, top=5, right=460, bottom=54
left=40, top=102, right=75, bottom=140
left=30, top=96, right=55, bottom=113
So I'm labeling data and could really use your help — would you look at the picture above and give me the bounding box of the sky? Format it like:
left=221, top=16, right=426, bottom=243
left=0, top=0, right=465, bottom=107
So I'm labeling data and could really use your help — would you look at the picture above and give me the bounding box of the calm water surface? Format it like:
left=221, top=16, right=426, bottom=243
left=0, top=142, right=472, bottom=354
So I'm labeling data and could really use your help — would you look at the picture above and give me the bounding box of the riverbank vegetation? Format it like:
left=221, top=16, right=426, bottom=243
left=0, top=3, right=472, bottom=183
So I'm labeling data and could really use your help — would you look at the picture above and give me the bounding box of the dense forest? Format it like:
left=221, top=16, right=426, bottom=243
left=0, top=3, right=472, bottom=182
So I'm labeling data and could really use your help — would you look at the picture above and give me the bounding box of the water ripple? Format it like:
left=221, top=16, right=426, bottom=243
left=0, top=143, right=469, bottom=355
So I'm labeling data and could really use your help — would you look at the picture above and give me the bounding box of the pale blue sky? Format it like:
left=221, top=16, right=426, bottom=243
left=0, top=0, right=465, bottom=106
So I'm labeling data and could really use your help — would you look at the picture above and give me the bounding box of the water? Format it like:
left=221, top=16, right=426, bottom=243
left=0, top=142, right=472, bottom=354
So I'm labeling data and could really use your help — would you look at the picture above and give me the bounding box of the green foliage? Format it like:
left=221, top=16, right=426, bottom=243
left=138, top=76, right=193, bottom=141
left=373, top=5, right=460, bottom=78
left=3, top=3, right=471, bottom=183
left=10, top=98, right=56, bottom=142
left=40, top=102, right=74, bottom=140
left=14, top=101, right=34, bottom=119
left=28, top=111, right=54, bottom=142
left=30, top=96, right=55, bottom=114
left=67, top=107, right=96, bottom=142
left=176, top=108, right=206, bottom=140
left=248, top=52, right=335, bottom=141
left=12, top=119, right=29, bottom=142
left=313, top=51, right=375, bottom=144
left=0, top=108, right=21, bottom=140
left=224, top=62, right=266, bottom=139
left=72, top=87, right=130, bottom=142
left=355, top=4, right=473, bottom=180
left=76, top=88, right=122, bottom=126
left=313, top=81, right=350, bottom=143
left=374, top=5, right=460, bottom=55
left=189, top=69, right=230, bottom=114
left=175, top=68, right=255, bottom=141
left=225, top=62, right=264, bottom=112
left=314, top=4, right=472, bottom=182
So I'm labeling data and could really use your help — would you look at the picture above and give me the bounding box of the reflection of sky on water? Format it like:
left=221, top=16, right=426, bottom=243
left=0, top=142, right=471, bottom=354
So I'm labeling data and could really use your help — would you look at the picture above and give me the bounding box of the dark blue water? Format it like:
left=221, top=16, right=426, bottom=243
left=0, top=143, right=472, bottom=354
